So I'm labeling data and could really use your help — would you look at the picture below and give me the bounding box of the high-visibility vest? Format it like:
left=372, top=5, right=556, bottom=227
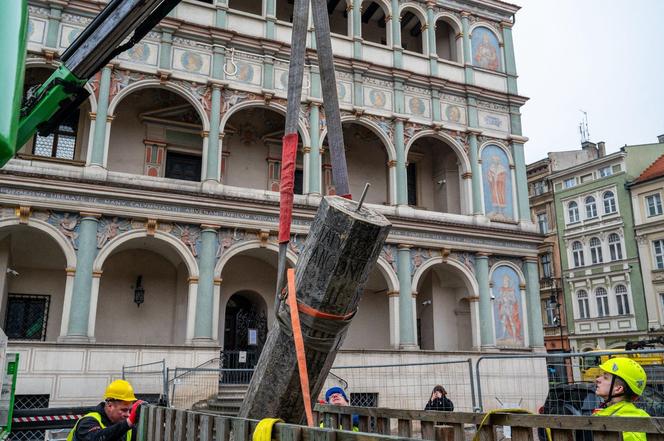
left=66, top=411, right=132, bottom=441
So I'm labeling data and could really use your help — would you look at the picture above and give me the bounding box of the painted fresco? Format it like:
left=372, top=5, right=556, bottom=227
left=491, top=265, right=524, bottom=347
left=471, top=27, right=501, bottom=71
left=481, top=145, right=513, bottom=221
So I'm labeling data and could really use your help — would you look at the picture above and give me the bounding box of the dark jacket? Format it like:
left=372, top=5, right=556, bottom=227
left=425, top=396, right=454, bottom=412
left=71, top=402, right=132, bottom=441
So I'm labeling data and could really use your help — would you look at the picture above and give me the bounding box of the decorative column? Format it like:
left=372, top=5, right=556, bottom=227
left=501, top=21, right=518, bottom=95
left=391, top=0, right=402, bottom=68
left=204, top=84, right=222, bottom=183
left=475, top=252, right=494, bottom=348
left=511, top=137, right=531, bottom=223
left=59, top=267, right=77, bottom=338
left=468, top=129, right=483, bottom=215
left=394, top=118, right=408, bottom=205
left=185, top=276, right=199, bottom=342
left=524, top=257, right=545, bottom=348
left=387, top=290, right=400, bottom=348
left=45, top=6, right=62, bottom=48
left=426, top=1, right=437, bottom=76
left=460, top=11, right=473, bottom=84
left=397, top=245, right=416, bottom=348
left=62, top=213, right=100, bottom=342
left=212, top=277, right=222, bottom=341
left=308, top=102, right=321, bottom=194
left=88, top=65, right=112, bottom=167
left=193, top=225, right=218, bottom=343
left=215, top=0, right=229, bottom=28
left=159, top=31, right=173, bottom=70
left=351, top=0, right=362, bottom=59
left=265, top=0, right=277, bottom=39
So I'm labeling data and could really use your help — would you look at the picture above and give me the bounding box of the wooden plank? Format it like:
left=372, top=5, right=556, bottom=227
left=232, top=418, right=249, bottom=441
left=375, top=417, right=389, bottom=435
left=357, top=415, right=369, bottom=433
left=339, top=414, right=351, bottom=431
left=592, top=431, right=621, bottom=441
left=510, top=426, right=532, bottom=441
left=154, top=407, right=164, bottom=441
left=477, top=424, right=495, bottom=441
left=311, top=427, right=336, bottom=441
left=434, top=425, right=454, bottom=441
left=174, top=410, right=186, bottom=441
left=549, top=428, right=574, bottom=441
left=648, top=434, right=664, bottom=441
left=277, top=424, right=302, bottom=441
left=421, top=421, right=434, bottom=440
left=397, top=419, right=411, bottom=438
left=186, top=412, right=198, bottom=441
left=449, top=423, right=465, bottom=441
left=215, top=416, right=230, bottom=441
left=146, top=406, right=156, bottom=441
left=135, top=405, right=149, bottom=441
left=164, top=408, right=174, bottom=441
left=200, top=415, right=214, bottom=441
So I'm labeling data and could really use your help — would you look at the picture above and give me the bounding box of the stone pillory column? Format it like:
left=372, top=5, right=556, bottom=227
left=239, top=196, right=391, bottom=423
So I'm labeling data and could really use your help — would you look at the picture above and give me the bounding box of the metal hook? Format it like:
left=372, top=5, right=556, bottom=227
left=223, top=48, right=238, bottom=77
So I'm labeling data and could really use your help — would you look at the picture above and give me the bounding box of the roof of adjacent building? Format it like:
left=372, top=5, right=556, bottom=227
left=632, top=153, right=664, bottom=185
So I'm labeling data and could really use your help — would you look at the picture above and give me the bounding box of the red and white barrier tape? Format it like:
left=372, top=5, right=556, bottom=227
left=13, top=414, right=82, bottom=423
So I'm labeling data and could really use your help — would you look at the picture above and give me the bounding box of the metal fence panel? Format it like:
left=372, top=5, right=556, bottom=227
left=122, top=359, right=167, bottom=405
left=325, top=359, right=475, bottom=412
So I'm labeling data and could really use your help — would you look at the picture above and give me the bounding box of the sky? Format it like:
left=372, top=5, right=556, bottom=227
left=511, top=0, right=664, bottom=163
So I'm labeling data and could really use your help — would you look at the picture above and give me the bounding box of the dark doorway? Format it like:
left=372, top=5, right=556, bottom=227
left=222, top=292, right=268, bottom=383
left=164, top=151, right=201, bottom=181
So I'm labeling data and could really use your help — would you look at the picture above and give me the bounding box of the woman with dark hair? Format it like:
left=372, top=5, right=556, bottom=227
left=425, top=385, right=454, bottom=411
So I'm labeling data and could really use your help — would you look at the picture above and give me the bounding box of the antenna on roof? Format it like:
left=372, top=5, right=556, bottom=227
left=579, top=110, right=590, bottom=143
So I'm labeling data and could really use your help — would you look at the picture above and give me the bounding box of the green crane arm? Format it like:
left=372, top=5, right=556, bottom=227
left=0, top=0, right=182, bottom=167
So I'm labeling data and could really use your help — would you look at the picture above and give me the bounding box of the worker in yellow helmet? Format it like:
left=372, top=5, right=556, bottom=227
left=67, top=379, right=144, bottom=441
left=593, top=358, right=649, bottom=441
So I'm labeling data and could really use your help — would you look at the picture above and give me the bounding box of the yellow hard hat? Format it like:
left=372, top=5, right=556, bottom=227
left=599, top=358, right=647, bottom=396
left=104, top=379, right=137, bottom=402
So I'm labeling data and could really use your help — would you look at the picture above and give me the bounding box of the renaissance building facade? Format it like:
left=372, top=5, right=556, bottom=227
left=5, top=0, right=542, bottom=410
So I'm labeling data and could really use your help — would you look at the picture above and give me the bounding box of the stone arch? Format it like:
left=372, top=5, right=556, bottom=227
left=375, top=257, right=399, bottom=292
left=469, top=23, right=503, bottom=44
left=432, top=13, right=463, bottom=63
left=321, top=115, right=396, bottom=161
left=405, top=130, right=471, bottom=173
left=360, top=0, right=392, bottom=46
left=412, top=257, right=478, bottom=295
left=478, top=140, right=513, bottom=165
left=107, top=79, right=210, bottom=131
left=398, top=4, right=428, bottom=54
left=94, top=229, right=199, bottom=276
left=0, top=217, right=77, bottom=268
left=488, top=261, right=525, bottom=284
left=215, top=240, right=298, bottom=277
left=218, top=100, right=311, bottom=147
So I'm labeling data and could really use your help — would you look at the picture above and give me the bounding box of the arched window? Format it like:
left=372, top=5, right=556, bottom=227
left=400, top=9, right=425, bottom=54
left=595, top=287, right=609, bottom=317
left=435, top=18, right=460, bottom=62
left=603, top=191, right=617, bottom=214
left=572, top=241, right=584, bottom=267
left=608, top=233, right=623, bottom=261
left=585, top=196, right=597, bottom=219
left=615, top=285, right=630, bottom=315
left=568, top=201, right=579, bottom=223
left=577, top=290, right=590, bottom=319
left=589, top=237, right=603, bottom=264
left=361, top=1, right=389, bottom=46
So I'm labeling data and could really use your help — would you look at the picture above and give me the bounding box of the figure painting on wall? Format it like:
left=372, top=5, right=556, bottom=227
left=491, top=266, right=524, bottom=347
left=481, top=145, right=513, bottom=221
left=471, top=27, right=501, bottom=71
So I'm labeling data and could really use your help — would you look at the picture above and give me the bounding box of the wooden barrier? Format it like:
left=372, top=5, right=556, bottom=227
left=137, top=404, right=664, bottom=441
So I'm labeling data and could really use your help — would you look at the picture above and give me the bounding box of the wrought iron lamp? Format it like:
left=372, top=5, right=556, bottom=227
left=133, top=275, right=145, bottom=307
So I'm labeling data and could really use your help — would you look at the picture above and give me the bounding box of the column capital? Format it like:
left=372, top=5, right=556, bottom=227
left=92, top=270, right=103, bottom=278
left=398, top=244, right=412, bottom=250
left=387, top=290, right=400, bottom=298
left=411, top=291, right=418, bottom=298
left=467, top=128, right=482, bottom=135
left=188, top=276, right=199, bottom=284
left=460, top=11, right=472, bottom=18
left=509, top=134, right=529, bottom=143
left=500, top=21, right=513, bottom=29
left=476, top=252, right=491, bottom=258
left=467, top=295, right=480, bottom=303
left=214, top=278, right=223, bottom=286
left=303, top=146, right=312, bottom=154
left=16, top=206, right=31, bottom=224
left=65, top=267, right=76, bottom=276
left=461, top=172, right=472, bottom=180
left=207, top=79, right=225, bottom=89
left=523, top=256, right=539, bottom=263
left=200, top=223, right=221, bottom=231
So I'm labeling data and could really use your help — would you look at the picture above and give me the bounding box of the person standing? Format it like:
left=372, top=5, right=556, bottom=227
left=67, top=379, right=144, bottom=441
left=425, top=385, right=454, bottom=411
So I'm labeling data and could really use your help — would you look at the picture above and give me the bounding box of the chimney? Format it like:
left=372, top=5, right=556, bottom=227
left=658, top=134, right=664, bottom=144
left=581, top=141, right=598, bottom=158
left=597, top=141, right=606, bottom=157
